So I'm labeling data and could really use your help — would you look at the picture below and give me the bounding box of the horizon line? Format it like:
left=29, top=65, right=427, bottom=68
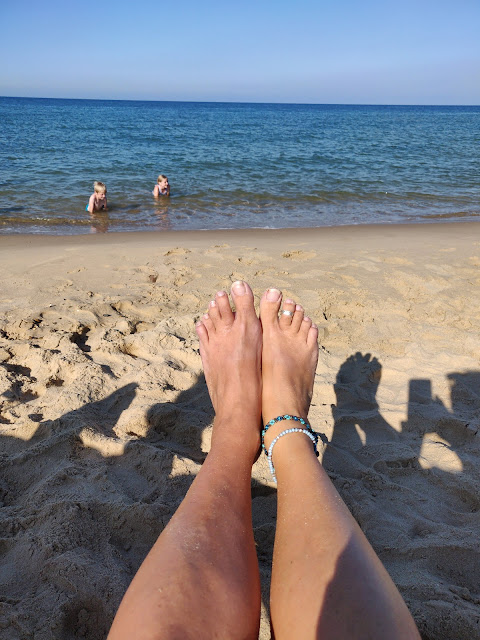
left=1, top=95, right=479, bottom=108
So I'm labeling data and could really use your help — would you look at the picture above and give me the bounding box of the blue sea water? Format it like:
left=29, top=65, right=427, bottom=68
left=0, top=97, right=479, bottom=234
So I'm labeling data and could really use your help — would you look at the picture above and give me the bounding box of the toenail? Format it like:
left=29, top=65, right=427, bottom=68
left=304, top=316, right=310, bottom=322
left=312, top=323, right=317, bottom=329
left=216, top=290, right=226, bottom=297
left=285, top=298, right=294, bottom=305
left=195, top=321, right=203, bottom=327
left=232, top=281, right=247, bottom=295
left=266, top=288, right=281, bottom=301
left=209, top=300, right=216, bottom=307
left=203, top=313, right=209, bottom=319
left=296, top=304, right=303, bottom=311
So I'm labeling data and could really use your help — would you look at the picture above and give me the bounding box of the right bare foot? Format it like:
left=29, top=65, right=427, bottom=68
left=260, top=288, right=319, bottom=453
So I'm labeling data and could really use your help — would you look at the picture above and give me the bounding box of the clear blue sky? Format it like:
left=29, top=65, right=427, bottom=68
left=1, top=0, right=479, bottom=104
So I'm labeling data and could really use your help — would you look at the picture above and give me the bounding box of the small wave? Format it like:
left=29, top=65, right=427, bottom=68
left=0, top=206, right=26, bottom=214
left=414, top=211, right=480, bottom=220
left=0, top=216, right=92, bottom=227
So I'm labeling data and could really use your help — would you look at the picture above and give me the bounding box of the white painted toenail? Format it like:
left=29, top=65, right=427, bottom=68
left=209, top=300, right=216, bottom=307
left=285, top=298, right=294, bottom=305
left=203, top=313, right=209, bottom=319
left=216, top=290, right=226, bottom=297
left=232, top=281, right=246, bottom=295
left=304, top=316, right=310, bottom=322
left=266, top=288, right=281, bottom=301
left=296, top=305, right=303, bottom=311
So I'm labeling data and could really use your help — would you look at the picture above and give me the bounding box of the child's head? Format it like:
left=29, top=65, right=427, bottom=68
left=157, top=174, right=169, bottom=187
left=94, top=181, right=107, bottom=195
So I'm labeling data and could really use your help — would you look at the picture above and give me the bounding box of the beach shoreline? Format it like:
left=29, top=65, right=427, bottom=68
left=1, top=219, right=479, bottom=250
left=1, top=222, right=479, bottom=639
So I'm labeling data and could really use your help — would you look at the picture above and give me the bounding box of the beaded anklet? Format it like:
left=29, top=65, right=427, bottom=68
left=262, top=414, right=313, bottom=455
left=267, top=428, right=318, bottom=484
left=262, top=414, right=320, bottom=483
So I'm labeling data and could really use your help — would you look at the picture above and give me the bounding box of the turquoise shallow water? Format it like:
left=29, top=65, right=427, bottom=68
left=1, top=98, right=479, bottom=234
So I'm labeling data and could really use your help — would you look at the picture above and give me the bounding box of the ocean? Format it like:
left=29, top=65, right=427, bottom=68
left=1, top=97, right=479, bottom=234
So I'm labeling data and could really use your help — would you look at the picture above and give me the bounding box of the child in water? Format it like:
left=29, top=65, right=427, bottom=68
left=152, top=174, right=170, bottom=197
left=86, top=181, right=108, bottom=213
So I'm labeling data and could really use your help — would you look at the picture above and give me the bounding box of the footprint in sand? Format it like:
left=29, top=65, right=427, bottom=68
left=282, top=250, right=317, bottom=260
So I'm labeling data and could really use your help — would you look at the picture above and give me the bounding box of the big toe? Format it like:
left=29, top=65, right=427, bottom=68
left=230, top=281, right=257, bottom=319
left=260, top=287, right=282, bottom=328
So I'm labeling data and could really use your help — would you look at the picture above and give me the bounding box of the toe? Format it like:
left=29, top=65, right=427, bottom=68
left=299, top=315, right=312, bottom=340
left=307, top=323, right=319, bottom=348
left=290, top=304, right=305, bottom=332
left=230, top=281, right=257, bottom=319
left=207, top=299, right=221, bottom=327
left=195, top=320, right=209, bottom=346
left=215, top=290, right=234, bottom=325
left=279, top=298, right=296, bottom=328
left=201, top=312, right=215, bottom=335
left=259, top=287, right=282, bottom=328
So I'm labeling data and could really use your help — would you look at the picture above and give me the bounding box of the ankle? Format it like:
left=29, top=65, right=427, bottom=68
left=266, top=427, right=320, bottom=483
left=210, top=415, right=261, bottom=463
left=262, top=395, right=312, bottom=432
left=261, top=413, right=312, bottom=451
left=261, top=413, right=320, bottom=483
left=214, top=407, right=261, bottom=425
left=208, top=439, right=259, bottom=472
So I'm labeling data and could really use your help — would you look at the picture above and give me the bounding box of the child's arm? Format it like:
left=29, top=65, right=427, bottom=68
left=152, top=185, right=160, bottom=197
left=103, top=196, right=108, bottom=211
left=166, top=185, right=170, bottom=196
left=87, top=194, right=95, bottom=213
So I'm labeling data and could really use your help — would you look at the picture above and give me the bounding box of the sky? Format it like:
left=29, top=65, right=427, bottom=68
left=1, top=0, right=479, bottom=104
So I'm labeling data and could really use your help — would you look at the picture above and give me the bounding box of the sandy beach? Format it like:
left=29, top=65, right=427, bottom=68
left=0, top=222, right=479, bottom=639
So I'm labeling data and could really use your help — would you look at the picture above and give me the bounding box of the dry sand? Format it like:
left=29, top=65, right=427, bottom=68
left=0, top=223, right=479, bottom=639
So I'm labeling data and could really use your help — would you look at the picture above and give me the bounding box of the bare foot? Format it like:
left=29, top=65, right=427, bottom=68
left=260, top=288, right=319, bottom=452
left=196, top=281, right=262, bottom=460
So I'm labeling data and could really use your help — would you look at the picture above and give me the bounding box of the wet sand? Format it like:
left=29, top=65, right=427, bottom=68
left=0, top=223, right=479, bottom=639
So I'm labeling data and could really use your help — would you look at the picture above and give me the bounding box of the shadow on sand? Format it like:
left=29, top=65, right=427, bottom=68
left=0, top=354, right=479, bottom=639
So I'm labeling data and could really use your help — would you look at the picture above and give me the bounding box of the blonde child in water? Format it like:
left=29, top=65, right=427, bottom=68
left=86, top=181, right=108, bottom=213
left=152, top=174, right=170, bottom=197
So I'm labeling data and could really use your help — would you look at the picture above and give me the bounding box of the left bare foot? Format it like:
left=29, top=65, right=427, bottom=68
left=196, top=281, right=262, bottom=460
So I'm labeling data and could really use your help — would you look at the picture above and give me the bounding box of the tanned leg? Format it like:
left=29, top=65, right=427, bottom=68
left=260, top=288, right=420, bottom=640
left=108, top=281, right=262, bottom=640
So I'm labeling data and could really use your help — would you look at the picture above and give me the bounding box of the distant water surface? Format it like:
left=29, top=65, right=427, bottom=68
left=0, top=97, right=479, bottom=234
